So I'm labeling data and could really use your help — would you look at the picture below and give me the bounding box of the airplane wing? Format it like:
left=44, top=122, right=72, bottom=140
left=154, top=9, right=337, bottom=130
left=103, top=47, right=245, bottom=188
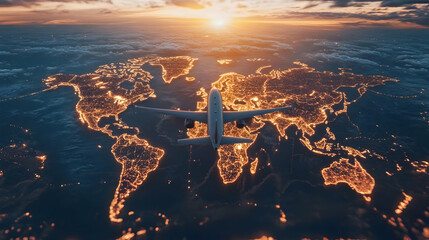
left=135, top=106, right=208, bottom=123
left=223, top=106, right=293, bottom=123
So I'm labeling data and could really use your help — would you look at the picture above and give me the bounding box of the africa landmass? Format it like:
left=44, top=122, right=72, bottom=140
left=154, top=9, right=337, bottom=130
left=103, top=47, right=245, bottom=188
left=42, top=56, right=396, bottom=223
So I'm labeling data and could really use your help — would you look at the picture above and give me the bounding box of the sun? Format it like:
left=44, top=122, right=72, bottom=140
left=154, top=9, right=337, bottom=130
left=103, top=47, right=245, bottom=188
left=210, top=17, right=230, bottom=28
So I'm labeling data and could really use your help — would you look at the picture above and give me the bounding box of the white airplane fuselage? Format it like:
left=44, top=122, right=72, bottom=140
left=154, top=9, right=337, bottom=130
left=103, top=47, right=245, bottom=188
left=207, top=88, right=224, bottom=149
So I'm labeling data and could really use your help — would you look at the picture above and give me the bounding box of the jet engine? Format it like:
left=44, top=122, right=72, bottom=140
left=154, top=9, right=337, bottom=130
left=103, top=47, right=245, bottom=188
left=236, top=119, right=246, bottom=128
left=236, top=118, right=253, bottom=128
left=184, top=119, right=195, bottom=128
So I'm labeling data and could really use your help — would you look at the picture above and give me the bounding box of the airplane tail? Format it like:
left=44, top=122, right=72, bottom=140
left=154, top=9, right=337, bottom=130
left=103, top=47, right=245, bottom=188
left=220, top=136, right=253, bottom=145
left=177, top=136, right=211, bottom=145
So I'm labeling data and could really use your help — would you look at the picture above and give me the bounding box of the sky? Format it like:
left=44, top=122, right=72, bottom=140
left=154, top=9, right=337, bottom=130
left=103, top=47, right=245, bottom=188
left=0, top=0, right=428, bottom=27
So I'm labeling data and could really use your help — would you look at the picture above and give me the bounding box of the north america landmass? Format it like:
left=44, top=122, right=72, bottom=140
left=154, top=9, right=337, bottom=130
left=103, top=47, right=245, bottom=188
left=41, top=55, right=397, bottom=225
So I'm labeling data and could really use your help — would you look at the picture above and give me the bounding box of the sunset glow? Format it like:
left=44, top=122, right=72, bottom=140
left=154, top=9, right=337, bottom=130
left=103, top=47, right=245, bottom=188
left=0, top=0, right=427, bottom=28
left=210, top=18, right=228, bottom=28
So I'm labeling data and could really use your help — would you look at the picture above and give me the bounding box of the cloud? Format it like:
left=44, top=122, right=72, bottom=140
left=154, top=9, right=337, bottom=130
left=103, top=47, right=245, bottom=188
left=308, top=52, right=379, bottom=66
left=304, top=39, right=383, bottom=66
left=43, top=19, right=78, bottom=24
left=0, top=0, right=111, bottom=6
left=281, top=3, right=429, bottom=27
left=202, top=36, right=294, bottom=57
left=303, top=3, right=319, bottom=9
left=166, top=0, right=205, bottom=9
left=303, top=37, right=429, bottom=75
left=397, top=53, right=429, bottom=69
left=290, top=0, right=428, bottom=27
left=0, top=68, right=23, bottom=76
left=0, top=50, right=14, bottom=55
left=315, top=0, right=429, bottom=8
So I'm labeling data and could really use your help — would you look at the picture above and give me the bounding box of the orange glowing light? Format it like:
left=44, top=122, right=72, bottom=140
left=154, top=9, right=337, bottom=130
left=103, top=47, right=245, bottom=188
left=149, top=56, right=198, bottom=84
left=395, top=192, right=412, bottom=215
left=322, top=158, right=375, bottom=195
left=116, top=232, right=135, bottom=240
left=250, top=158, right=258, bottom=175
left=423, top=228, right=429, bottom=238
left=252, top=236, right=276, bottom=240
left=279, top=209, right=287, bottom=223
left=411, top=161, right=429, bottom=174
left=185, top=76, right=195, bottom=82
left=36, top=155, right=47, bottom=161
left=217, top=59, right=233, bottom=65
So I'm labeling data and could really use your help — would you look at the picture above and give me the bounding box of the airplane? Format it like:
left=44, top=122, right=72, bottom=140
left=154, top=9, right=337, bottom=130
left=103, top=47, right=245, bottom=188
left=136, top=87, right=293, bottom=149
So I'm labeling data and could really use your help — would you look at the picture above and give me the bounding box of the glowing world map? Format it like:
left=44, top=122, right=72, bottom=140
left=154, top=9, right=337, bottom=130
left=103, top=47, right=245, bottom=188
left=42, top=56, right=396, bottom=225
